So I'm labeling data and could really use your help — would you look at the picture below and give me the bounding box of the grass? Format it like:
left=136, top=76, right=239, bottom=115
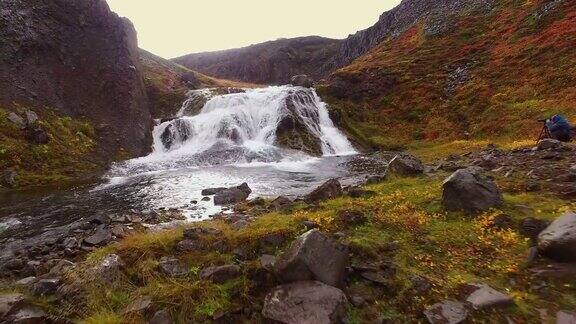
left=41, top=168, right=575, bottom=323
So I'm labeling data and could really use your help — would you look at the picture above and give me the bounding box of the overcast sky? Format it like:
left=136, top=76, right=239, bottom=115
left=105, top=0, right=401, bottom=59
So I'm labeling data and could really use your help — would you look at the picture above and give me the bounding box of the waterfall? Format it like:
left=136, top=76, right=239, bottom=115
left=111, top=86, right=356, bottom=176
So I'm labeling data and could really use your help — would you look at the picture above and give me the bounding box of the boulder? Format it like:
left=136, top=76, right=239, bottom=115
left=520, top=217, right=550, bottom=244
left=388, top=154, right=424, bottom=177
left=0, top=168, right=17, bottom=188
left=48, top=259, right=75, bottom=276
left=150, top=309, right=173, bottom=324
left=95, top=254, right=124, bottom=283
left=200, top=265, right=242, bottom=284
left=201, top=187, right=227, bottom=196
left=214, top=183, right=252, bottom=205
left=32, top=278, right=60, bottom=296
left=25, top=127, right=50, bottom=145
left=158, top=257, right=188, bottom=277
left=290, top=75, right=315, bottom=88
left=231, top=219, right=250, bottom=230
left=537, top=139, right=563, bottom=150
left=8, top=307, right=46, bottom=324
left=271, top=196, right=293, bottom=212
left=0, top=293, right=26, bottom=318
left=7, top=112, right=26, bottom=129
left=337, top=210, right=367, bottom=226
left=123, top=297, right=153, bottom=315
left=260, top=255, right=277, bottom=272
left=423, top=300, right=469, bottom=324
left=442, top=167, right=503, bottom=213
left=557, top=311, right=576, bottom=324
left=538, top=212, right=576, bottom=262
left=274, top=229, right=349, bottom=288
left=84, top=226, right=112, bottom=246
left=304, top=179, right=343, bottom=204
left=176, top=239, right=205, bottom=252
left=262, top=281, right=348, bottom=324
left=464, top=283, right=513, bottom=310
left=25, top=110, right=39, bottom=125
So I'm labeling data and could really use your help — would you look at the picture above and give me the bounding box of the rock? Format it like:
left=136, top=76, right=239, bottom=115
left=25, top=127, right=50, bottom=145
left=84, top=226, right=112, bottom=246
left=557, top=311, right=576, bottom=324
left=32, top=278, right=60, bottom=296
left=200, top=265, right=242, bottom=284
left=90, top=214, right=112, bottom=225
left=96, top=254, right=124, bottom=283
left=260, top=255, right=277, bottom=271
left=111, top=225, right=127, bottom=238
left=158, top=257, right=188, bottom=277
left=260, top=233, right=286, bottom=248
left=231, top=219, right=250, bottom=230
left=25, top=110, right=38, bottom=125
left=262, top=281, right=348, bottom=324
left=271, top=196, right=293, bottom=212
left=304, top=179, right=343, bottom=204
left=526, top=247, right=540, bottom=265
left=0, top=168, right=17, bottom=188
left=62, top=237, right=79, bottom=249
left=214, top=183, right=252, bottom=205
left=48, top=259, right=75, bottom=276
left=423, top=300, right=469, bottom=324
left=274, top=229, right=349, bottom=288
left=123, top=297, right=153, bottom=315
left=409, top=275, right=432, bottom=294
left=366, top=175, right=386, bottom=184
left=150, top=309, right=173, bottom=324
left=302, top=221, right=319, bottom=230
left=0, top=293, right=26, bottom=318
left=8, top=307, right=46, bottom=324
left=350, top=296, right=365, bottom=307
left=538, top=212, right=576, bottom=262
left=442, top=167, right=503, bottom=213
left=201, top=197, right=211, bottom=201
left=520, top=217, right=550, bottom=244
left=360, top=271, right=391, bottom=286
left=464, top=283, right=513, bottom=310
left=537, top=139, right=563, bottom=150
left=388, top=154, right=424, bottom=177
left=290, top=75, right=314, bottom=88
left=337, top=210, right=366, bottom=226
left=7, top=112, right=26, bottom=129
left=15, top=277, right=37, bottom=287
left=201, top=187, right=227, bottom=196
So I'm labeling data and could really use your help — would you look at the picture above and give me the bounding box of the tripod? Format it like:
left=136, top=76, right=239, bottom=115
left=537, top=119, right=551, bottom=143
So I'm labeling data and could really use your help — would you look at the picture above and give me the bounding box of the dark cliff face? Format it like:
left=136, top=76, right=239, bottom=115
left=173, top=36, right=341, bottom=85
left=332, top=0, right=495, bottom=68
left=0, top=0, right=152, bottom=158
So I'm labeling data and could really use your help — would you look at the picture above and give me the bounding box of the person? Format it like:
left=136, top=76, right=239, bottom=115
left=546, top=114, right=573, bottom=142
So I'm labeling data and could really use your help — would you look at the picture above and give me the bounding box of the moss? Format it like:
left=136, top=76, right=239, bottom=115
left=0, top=106, right=99, bottom=189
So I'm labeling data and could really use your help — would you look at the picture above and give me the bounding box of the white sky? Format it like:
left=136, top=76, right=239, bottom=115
left=105, top=0, right=401, bottom=59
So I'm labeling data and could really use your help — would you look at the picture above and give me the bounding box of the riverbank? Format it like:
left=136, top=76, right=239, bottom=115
left=1, top=139, right=575, bottom=323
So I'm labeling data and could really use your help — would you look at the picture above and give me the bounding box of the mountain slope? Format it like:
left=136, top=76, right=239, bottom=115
left=320, top=0, right=576, bottom=148
left=173, top=36, right=340, bottom=85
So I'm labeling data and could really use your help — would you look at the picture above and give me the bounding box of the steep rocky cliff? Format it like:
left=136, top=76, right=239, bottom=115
left=173, top=36, right=340, bottom=85
left=0, top=0, right=152, bottom=158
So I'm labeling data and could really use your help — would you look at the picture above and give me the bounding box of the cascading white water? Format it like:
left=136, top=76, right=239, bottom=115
left=110, top=86, right=356, bottom=176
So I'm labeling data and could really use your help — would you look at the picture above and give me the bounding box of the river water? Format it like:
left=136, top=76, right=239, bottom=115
left=0, top=86, right=380, bottom=244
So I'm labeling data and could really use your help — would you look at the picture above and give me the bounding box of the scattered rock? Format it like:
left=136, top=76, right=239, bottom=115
left=7, top=112, right=26, bottom=129
left=214, top=183, right=252, bottom=205
left=271, top=196, right=293, bottom=212
left=262, top=281, right=348, bottom=324
left=337, top=210, right=366, bottom=226
left=409, top=275, right=432, bottom=294
left=260, top=255, right=277, bottom=271
left=96, top=254, right=124, bottom=283
left=302, top=221, right=319, bottom=230
left=231, top=219, right=250, bottom=230
left=290, top=75, right=314, bottom=88
left=464, top=283, right=513, bottom=310
left=25, top=110, right=38, bottom=125
left=32, top=278, right=60, bottom=296
left=526, top=246, right=540, bottom=265
left=0, top=168, right=17, bottom=188
left=25, top=127, right=50, bottom=145
left=176, top=239, right=205, bottom=252
left=304, top=179, right=343, bottom=204
left=123, top=297, right=153, bottom=315
left=200, top=265, right=242, bottom=284
left=537, top=139, right=563, bottom=150
left=274, top=229, right=349, bottom=288
left=15, top=277, right=37, bottom=287
left=0, top=293, right=25, bottom=318
left=201, top=187, right=227, bottom=196
left=8, top=307, right=46, bottom=324
left=62, top=237, right=79, bottom=249
left=350, top=295, right=366, bottom=307
left=365, top=175, right=386, bottom=184
left=48, top=259, right=75, bottom=276
left=557, top=310, right=576, bottom=324
left=520, top=217, right=549, bottom=244
left=388, top=154, right=424, bottom=177
left=538, top=212, right=576, bottom=262
left=442, top=167, right=503, bottom=213
left=159, top=257, right=188, bottom=277
left=423, top=300, right=468, bottom=324
left=150, top=309, right=173, bottom=324
left=84, top=226, right=112, bottom=246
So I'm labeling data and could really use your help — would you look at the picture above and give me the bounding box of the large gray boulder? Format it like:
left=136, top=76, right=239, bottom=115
left=274, top=229, right=349, bottom=288
left=262, top=281, right=348, bottom=324
left=442, top=167, right=503, bottom=213
left=304, top=179, right=343, bottom=204
left=388, top=154, right=424, bottom=177
left=214, top=183, right=252, bottom=205
left=538, top=212, right=576, bottom=262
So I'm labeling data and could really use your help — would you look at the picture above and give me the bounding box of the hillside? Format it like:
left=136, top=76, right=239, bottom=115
left=173, top=36, right=341, bottom=85
left=320, top=0, right=576, bottom=149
